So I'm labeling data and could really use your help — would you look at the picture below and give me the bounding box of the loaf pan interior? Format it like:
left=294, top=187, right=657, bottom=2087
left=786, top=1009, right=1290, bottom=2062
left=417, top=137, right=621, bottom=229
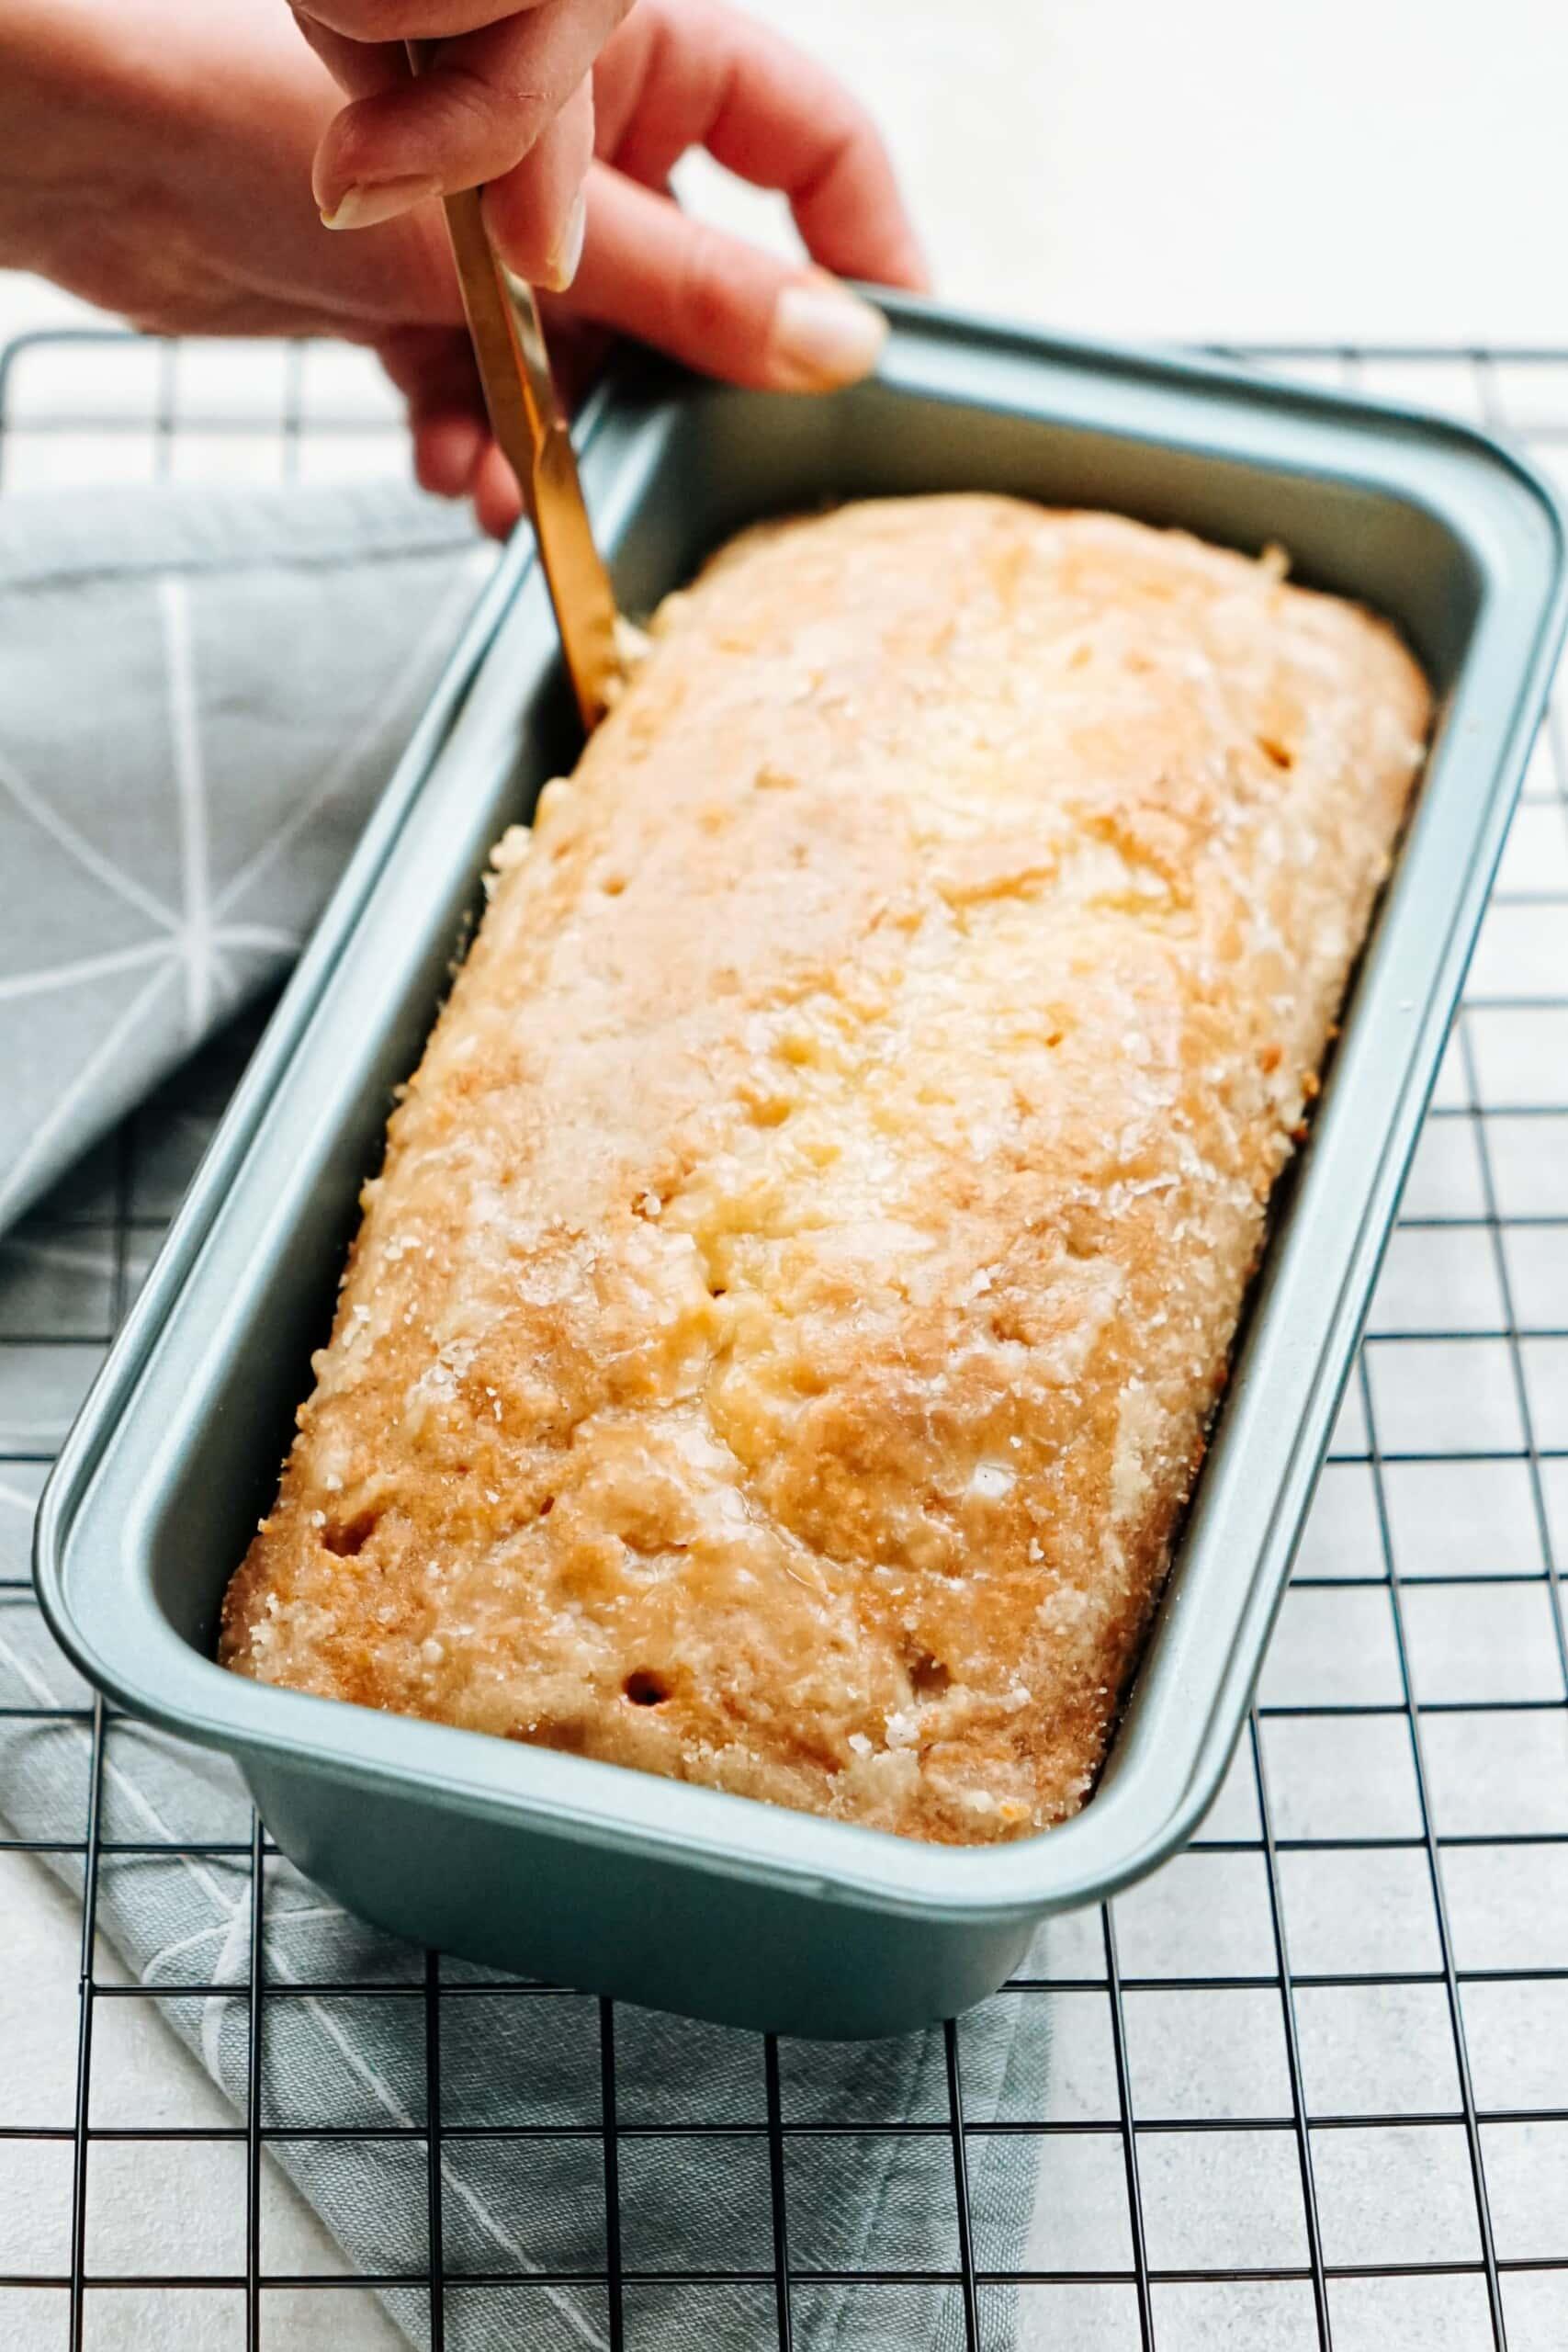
left=38, top=303, right=1568, bottom=1931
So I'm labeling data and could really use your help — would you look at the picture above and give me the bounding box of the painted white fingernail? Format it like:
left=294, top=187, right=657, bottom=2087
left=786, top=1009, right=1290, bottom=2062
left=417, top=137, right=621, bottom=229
left=321, top=175, right=441, bottom=232
left=542, top=188, right=588, bottom=293
left=767, top=281, right=887, bottom=390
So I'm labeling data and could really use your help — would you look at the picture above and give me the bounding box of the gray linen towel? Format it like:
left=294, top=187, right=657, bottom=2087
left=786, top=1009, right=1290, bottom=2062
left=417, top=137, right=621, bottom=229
left=0, top=480, right=493, bottom=1229
left=0, top=480, right=1051, bottom=2347
left=0, top=1600, right=1045, bottom=2351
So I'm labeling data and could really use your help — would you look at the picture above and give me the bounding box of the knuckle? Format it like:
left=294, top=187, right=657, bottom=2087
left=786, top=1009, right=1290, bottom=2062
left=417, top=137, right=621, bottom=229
left=303, top=1, right=506, bottom=39
left=817, top=98, right=879, bottom=184
left=319, top=102, right=398, bottom=192
left=438, top=58, right=549, bottom=151
left=487, top=190, right=551, bottom=275
left=298, top=1, right=388, bottom=35
left=674, top=228, right=745, bottom=347
left=843, top=99, right=883, bottom=159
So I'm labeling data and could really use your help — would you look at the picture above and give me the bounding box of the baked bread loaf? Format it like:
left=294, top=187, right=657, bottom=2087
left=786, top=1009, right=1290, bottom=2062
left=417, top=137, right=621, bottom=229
left=220, top=495, right=1428, bottom=1845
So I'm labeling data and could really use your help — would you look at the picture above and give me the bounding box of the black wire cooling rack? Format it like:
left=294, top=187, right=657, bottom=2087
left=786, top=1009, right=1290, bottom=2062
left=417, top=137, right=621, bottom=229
left=2, top=330, right=1568, bottom=2352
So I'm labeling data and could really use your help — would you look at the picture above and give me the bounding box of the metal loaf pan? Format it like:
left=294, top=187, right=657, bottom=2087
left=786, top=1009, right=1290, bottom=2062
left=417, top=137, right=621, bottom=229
left=35, top=303, right=1568, bottom=2038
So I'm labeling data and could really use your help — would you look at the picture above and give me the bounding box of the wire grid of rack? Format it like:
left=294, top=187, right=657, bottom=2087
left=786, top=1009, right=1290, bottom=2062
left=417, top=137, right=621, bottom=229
left=1, top=330, right=1567, bottom=2352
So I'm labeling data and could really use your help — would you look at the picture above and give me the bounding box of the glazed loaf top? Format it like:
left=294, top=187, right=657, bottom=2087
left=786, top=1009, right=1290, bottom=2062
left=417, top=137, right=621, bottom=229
left=220, top=495, right=1428, bottom=1845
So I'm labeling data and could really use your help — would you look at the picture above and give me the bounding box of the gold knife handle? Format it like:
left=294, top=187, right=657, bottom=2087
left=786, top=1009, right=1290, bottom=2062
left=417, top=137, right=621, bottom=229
left=402, top=45, right=623, bottom=730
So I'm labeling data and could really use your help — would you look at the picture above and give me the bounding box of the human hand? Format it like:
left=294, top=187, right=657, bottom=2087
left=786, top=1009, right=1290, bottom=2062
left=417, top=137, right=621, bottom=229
left=293, top=0, right=636, bottom=290
left=407, top=0, right=931, bottom=531
left=0, top=0, right=926, bottom=535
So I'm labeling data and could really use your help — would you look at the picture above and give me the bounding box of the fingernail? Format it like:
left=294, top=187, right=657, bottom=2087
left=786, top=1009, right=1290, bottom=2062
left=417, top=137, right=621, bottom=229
left=767, top=280, right=887, bottom=390
left=542, top=187, right=588, bottom=293
left=321, top=175, right=441, bottom=232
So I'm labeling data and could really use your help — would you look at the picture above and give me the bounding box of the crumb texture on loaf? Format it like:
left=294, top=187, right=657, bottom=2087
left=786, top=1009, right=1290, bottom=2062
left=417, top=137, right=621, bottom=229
left=220, top=496, right=1429, bottom=1844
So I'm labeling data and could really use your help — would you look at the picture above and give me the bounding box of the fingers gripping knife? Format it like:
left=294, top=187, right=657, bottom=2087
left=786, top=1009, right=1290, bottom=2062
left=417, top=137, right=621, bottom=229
left=404, top=43, right=623, bottom=731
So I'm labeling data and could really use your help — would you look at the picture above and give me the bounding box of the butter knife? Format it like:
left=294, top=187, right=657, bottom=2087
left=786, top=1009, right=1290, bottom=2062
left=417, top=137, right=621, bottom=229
left=404, top=46, right=623, bottom=730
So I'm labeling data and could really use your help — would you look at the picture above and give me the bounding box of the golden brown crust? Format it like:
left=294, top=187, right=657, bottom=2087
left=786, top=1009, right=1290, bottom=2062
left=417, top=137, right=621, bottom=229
left=220, top=496, right=1428, bottom=1844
